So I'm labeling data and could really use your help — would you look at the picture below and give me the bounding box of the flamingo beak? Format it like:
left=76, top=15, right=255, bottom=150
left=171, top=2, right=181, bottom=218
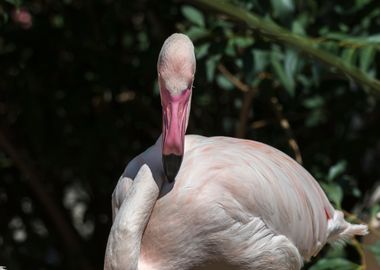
left=162, top=88, right=191, bottom=182
left=163, top=154, right=182, bottom=183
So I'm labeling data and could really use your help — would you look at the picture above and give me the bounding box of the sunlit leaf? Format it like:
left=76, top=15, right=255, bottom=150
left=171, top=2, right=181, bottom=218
left=327, top=160, right=347, bottom=181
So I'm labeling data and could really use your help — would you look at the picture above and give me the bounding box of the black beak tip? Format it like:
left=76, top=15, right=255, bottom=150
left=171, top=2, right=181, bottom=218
left=163, top=154, right=183, bottom=183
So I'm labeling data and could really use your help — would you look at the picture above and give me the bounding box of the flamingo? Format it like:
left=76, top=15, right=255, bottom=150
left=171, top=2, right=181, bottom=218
left=104, top=33, right=368, bottom=270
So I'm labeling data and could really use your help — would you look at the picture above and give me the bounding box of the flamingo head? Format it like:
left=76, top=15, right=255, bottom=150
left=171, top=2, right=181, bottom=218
left=157, top=33, right=195, bottom=182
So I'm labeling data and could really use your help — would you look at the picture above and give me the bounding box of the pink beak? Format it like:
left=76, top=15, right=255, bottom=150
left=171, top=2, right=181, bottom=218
left=161, top=87, right=191, bottom=182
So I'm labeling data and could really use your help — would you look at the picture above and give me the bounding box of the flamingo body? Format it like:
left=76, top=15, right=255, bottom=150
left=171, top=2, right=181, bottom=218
left=111, top=135, right=366, bottom=270
left=105, top=33, right=367, bottom=270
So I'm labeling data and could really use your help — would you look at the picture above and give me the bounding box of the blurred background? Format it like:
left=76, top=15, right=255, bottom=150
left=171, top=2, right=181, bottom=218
left=0, top=0, right=380, bottom=269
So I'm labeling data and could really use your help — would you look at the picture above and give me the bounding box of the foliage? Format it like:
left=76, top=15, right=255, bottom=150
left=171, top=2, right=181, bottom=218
left=0, top=0, right=379, bottom=269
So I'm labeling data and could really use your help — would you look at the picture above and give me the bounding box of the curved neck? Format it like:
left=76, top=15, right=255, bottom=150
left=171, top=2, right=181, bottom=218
left=104, top=165, right=162, bottom=270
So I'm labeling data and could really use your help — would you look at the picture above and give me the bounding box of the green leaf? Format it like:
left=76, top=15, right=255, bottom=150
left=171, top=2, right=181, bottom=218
left=327, top=160, right=347, bottom=181
left=232, top=36, right=255, bottom=49
left=182, top=6, right=205, bottom=27
left=195, top=43, right=210, bottom=59
left=213, top=19, right=234, bottom=29
left=205, top=54, right=221, bottom=82
left=311, top=64, right=321, bottom=87
left=284, top=49, right=299, bottom=86
left=225, top=39, right=236, bottom=57
left=137, top=32, right=149, bottom=51
left=305, top=109, right=326, bottom=127
left=292, top=20, right=306, bottom=36
left=216, top=74, right=234, bottom=91
left=185, top=26, right=209, bottom=41
left=309, top=258, right=359, bottom=270
left=341, top=48, right=357, bottom=66
left=359, top=46, right=375, bottom=73
left=321, top=182, right=343, bottom=209
left=303, top=95, right=324, bottom=109
left=234, top=58, right=243, bottom=69
left=366, top=34, right=380, bottom=43
left=253, top=50, right=270, bottom=73
left=270, top=0, right=294, bottom=19
left=271, top=51, right=295, bottom=96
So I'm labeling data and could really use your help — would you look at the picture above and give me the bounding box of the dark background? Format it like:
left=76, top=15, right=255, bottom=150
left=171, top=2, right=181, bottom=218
left=0, top=0, right=379, bottom=269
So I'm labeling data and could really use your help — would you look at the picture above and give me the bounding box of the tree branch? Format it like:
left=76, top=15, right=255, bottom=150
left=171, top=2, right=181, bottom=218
left=218, top=64, right=257, bottom=138
left=190, top=0, right=380, bottom=97
left=270, top=97, right=303, bottom=164
left=218, top=64, right=251, bottom=93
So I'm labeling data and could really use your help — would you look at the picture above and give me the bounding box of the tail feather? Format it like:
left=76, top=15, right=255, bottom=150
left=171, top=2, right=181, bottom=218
left=327, top=210, right=368, bottom=245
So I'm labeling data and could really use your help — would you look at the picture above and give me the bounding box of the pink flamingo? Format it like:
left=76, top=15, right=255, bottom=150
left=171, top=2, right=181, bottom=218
left=104, top=33, right=368, bottom=270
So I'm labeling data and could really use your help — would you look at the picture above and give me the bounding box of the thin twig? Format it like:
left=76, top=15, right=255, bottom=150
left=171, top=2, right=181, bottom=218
left=0, top=129, right=93, bottom=270
left=250, top=119, right=269, bottom=129
left=236, top=89, right=256, bottom=138
left=249, top=113, right=309, bottom=130
left=218, top=64, right=251, bottom=93
left=217, top=64, right=258, bottom=138
left=270, top=97, right=303, bottom=164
